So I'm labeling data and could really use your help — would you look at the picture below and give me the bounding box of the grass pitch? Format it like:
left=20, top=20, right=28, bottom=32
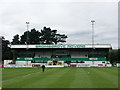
left=2, top=67, right=118, bottom=88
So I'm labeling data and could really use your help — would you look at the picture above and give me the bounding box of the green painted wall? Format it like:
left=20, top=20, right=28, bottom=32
left=16, top=57, right=106, bottom=61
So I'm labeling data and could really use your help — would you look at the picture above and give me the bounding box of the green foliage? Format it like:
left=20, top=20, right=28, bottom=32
left=12, top=27, right=67, bottom=45
left=40, top=27, right=67, bottom=44
left=109, top=49, right=118, bottom=64
left=2, top=37, right=13, bottom=61
left=11, top=34, right=20, bottom=45
left=118, top=49, right=120, bottom=63
left=20, top=31, right=28, bottom=44
left=20, top=28, right=41, bottom=44
left=40, top=27, right=53, bottom=44
left=29, top=28, right=41, bottom=44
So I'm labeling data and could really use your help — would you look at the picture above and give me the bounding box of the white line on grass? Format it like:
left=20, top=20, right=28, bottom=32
left=2, top=71, right=41, bottom=82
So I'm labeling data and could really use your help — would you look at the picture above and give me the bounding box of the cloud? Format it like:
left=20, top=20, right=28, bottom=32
left=0, top=1, right=118, bottom=49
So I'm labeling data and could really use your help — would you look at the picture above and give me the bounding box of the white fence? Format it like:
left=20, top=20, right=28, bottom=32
left=4, top=60, right=112, bottom=68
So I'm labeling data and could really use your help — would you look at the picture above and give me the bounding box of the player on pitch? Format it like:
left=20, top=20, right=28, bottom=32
left=41, top=65, right=45, bottom=72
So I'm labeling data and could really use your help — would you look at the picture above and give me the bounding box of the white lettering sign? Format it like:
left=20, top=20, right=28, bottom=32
left=36, top=45, right=85, bottom=48
left=24, top=58, right=33, bottom=60
left=89, top=58, right=98, bottom=60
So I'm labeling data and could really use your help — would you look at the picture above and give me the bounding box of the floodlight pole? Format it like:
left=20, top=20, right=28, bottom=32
left=91, top=20, right=95, bottom=48
left=26, top=22, right=29, bottom=65
left=26, top=22, right=29, bottom=46
left=91, top=20, right=95, bottom=65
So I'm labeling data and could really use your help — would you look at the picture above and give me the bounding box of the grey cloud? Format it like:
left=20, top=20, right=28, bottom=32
left=0, top=1, right=118, bottom=49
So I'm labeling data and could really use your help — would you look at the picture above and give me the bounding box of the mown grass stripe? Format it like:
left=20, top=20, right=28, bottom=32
left=2, top=67, right=118, bottom=88
left=69, top=68, right=93, bottom=88
left=3, top=68, right=57, bottom=88
left=46, top=68, right=77, bottom=88
left=24, top=68, right=71, bottom=88
left=86, top=67, right=118, bottom=88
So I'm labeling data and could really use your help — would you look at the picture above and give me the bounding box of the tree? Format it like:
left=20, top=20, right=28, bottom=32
left=20, top=29, right=41, bottom=44
left=11, top=34, right=20, bottom=45
left=109, top=49, right=118, bottom=64
left=2, top=37, right=13, bottom=62
left=40, top=27, right=67, bottom=44
left=29, top=28, right=41, bottom=44
left=118, top=49, right=120, bottom=63
left=12, top=26, right=68, bottom=45
left=40, top=27, right=54, bottom=44
left=20, top=31, right=29, bottom=44
left=53, top=34, right=67, bottom=44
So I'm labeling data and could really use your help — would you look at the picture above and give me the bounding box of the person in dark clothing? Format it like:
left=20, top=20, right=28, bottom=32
left=41, top=65, right=45, bottom=72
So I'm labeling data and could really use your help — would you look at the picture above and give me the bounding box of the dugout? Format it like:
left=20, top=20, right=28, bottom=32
left=8, top=44, right=112, bottom=67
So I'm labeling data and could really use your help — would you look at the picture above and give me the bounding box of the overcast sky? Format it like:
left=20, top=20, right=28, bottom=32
left=0, top=0, right=118, bottom=49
